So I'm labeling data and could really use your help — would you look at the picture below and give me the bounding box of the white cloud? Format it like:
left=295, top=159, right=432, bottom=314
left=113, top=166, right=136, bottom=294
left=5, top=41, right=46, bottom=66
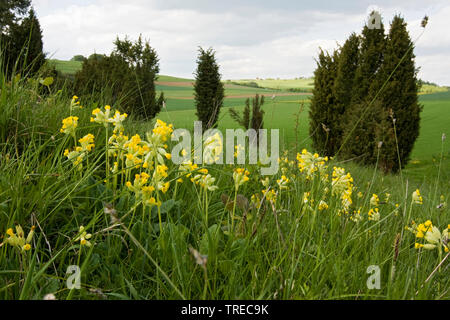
left=32, top=1, right=450, bottom=85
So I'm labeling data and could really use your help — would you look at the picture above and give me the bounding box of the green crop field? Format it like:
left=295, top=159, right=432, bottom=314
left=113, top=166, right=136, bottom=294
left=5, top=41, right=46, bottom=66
left=48, top=59, right=83, bottom=75
left=227, top=77, right=315, bottom=92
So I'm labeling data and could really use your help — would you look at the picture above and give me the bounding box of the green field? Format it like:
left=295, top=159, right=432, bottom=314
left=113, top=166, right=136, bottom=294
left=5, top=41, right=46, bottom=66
left=155, top=90, right=449, bottom=184
left=48, top=59, right=83, bottom=75
left=227, top=77, right=315, bottom=92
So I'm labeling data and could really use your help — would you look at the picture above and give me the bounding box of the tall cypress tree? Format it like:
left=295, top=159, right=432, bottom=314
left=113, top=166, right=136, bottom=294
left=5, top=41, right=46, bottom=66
left=332, top=33, right=360, bottom=153
left=309, top=48, right=339, bottom=156
left=194, top=47, right=224, bottom=130
left=375, top=15, right=421, bottom=173
left=340, top=12, right=386, bottom=164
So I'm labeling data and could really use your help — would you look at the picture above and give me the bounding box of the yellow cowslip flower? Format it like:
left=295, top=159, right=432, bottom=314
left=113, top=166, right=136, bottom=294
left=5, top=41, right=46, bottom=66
left=126, top=173, right=150, bottom=194
left=64, top=135, right=95, bottom=170
left=415, top=243, right=424, bottom=249
left=234, top=144, right=244, bottom=158
left=70, top=95, right=82, bottom=111
left=191, top=173, right=218, bottom=191
left=370, top=194, right=379, bottom=206
left=79, top=133, right=95, bottom=152
left=233, top=168, right=250, bottom=190
left=155, top=164, right=169, bottom=179
left=91, top=105, right=112, bottom=127
left=412, top=189, right=423, bottom=204
left=109, top=110, right=128, bottom=133
left=407, top=220, right=449, bottom=253
left=357, top=191, right=363, bottom=198
left=368, top=208, right=380, bottom=221
left=303, top=192, right=311, bottom=204
left=318, top=200, right=328, bottom=211
left=152, top=119, right=173, bottom=142
left=60, top=116, right=78, bottom=137
left=3, top=225, right=35, bottom=252
left=262, top=188, right=277, bottom=203
left=178, top=160, right=198, bottom=180
left=161, top=181, right=170, bottom=193
left=276, top=175, right=289, bottom=190
left=350, top=208, right=363, bottom=223
left=251, top=193, right=261, bottom=209
left=75, top=226, right=92, bottom=247
left=203, top=133, right=223, bottom=164
left=261, top=177, right=270, bottom=187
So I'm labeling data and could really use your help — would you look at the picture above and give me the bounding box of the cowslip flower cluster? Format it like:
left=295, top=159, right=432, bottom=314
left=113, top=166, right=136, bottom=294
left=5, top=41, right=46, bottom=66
left=2, top=225, right=35, bottom=252
left=126, top=172, right=161, bottom=206
left=296, top=149, right=328, bottom=179
left=276, top=175, right=289, bottom=190
left=75, top=226, right=92, bottom=247
left=262, top=188, right=277, bottom=203
left=203, top=133, right=223, bottom=164
left=70, top=95, right=82, bottom=112
left=60, top=116, right=79, bottom=137
left=64, top=133, right=95, bottom=170
left=331, top=166, right=354, bottom=214
left=233, top=168, right=250, bottom=190
left=177, top=160, right=198, bottom=183
left=368, top=208, right=380, bottom=221
left=110, top=110, right=128, bottom=134
left=143, top=120, right=173, bottom=166
left=191, top=168, right=218, bottom=191
left=406, top=220, right=449, bottom=252
left=412, top=189, right=423, bottom=205
left=318, top=200, right=329, bottom=211
left=91, top=105, right=112, bottom=127
left=370, top=194, right=380, bottom=206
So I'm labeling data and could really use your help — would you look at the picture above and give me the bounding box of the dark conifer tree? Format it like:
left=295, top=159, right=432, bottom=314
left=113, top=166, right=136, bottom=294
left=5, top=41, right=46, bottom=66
left=194, top=47, right=224, bottom=130
left=9, top=8, right=45, bottom=75
left=340, top=12, right=386, bottom=164
left=375, top=15, right=421, bottom=173
left=309, top=48, right=339, bottom=156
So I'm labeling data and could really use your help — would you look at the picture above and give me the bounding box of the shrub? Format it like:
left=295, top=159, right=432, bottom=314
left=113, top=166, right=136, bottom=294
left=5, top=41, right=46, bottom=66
left=74, top=35, right=164, bottom=120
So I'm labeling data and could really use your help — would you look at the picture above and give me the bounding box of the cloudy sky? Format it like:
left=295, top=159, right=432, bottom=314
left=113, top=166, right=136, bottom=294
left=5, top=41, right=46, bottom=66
left=32, top=0, right=450, bottom=85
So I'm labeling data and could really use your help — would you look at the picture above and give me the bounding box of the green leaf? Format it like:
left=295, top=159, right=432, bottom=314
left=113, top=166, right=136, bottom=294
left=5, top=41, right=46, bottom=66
left=39, top=77, right=54, bottom=87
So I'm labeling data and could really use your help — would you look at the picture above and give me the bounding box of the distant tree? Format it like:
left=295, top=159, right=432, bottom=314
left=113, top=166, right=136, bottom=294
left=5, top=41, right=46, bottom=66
left=341, top=12, right=386, bottom=164
left=71, top=55, right=86, bottom=62
left=229, top=93, right=265, bottom=141
left=375, top=15, right=421, bottom=173
left=194, top=47, right=224, bottom=130
left=309, top=48, right=339, bottom=156
left=7, top=8, right=45, bottom=75
left=88, top=53, right=105, bottom=61
left=75, top=35, right=164, bottom=119
left=113, top=35, right=163, bottom=119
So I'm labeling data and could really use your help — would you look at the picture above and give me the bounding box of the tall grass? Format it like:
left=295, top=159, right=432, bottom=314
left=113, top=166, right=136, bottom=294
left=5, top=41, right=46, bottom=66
left=0, top=57, right=448, bottom=300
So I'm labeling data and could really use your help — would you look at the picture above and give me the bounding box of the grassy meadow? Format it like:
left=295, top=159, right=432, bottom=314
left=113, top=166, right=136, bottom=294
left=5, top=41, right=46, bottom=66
left=0, top=61, right=449, bottom=300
